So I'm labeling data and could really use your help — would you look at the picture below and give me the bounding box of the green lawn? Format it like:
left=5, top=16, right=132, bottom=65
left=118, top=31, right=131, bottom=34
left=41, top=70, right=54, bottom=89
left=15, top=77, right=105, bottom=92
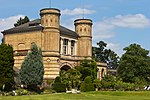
left=0, top=91, right=150, bottom=100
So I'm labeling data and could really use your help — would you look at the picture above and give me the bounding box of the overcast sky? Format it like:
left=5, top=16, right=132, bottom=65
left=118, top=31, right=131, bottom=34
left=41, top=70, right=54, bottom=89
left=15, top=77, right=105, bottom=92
left=0, top=0, right=150, bottom=56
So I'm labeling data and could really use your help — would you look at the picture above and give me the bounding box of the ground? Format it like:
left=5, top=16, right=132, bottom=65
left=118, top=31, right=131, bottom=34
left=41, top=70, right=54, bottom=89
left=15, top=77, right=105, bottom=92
left=0, top=91, right=150, bottom=100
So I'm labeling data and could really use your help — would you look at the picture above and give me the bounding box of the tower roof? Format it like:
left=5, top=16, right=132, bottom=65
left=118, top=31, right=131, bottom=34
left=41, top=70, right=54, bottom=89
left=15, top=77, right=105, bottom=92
left=2, top=19, right=78, bottom=39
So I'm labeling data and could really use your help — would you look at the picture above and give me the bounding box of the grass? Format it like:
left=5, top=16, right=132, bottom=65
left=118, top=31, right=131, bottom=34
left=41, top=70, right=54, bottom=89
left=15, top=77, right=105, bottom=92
left=0, top=91, right=150, bottom=100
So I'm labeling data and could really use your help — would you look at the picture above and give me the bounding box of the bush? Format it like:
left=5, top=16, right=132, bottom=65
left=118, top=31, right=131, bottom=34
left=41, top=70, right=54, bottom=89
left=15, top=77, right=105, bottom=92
left=80, top=83, right=95, bottom=92
left=52, top=83, right=66, bottom=92
left=114, top=80, right=135, bottom=91
left=80, top=76, right=95, bottom=92
left=15, top=89, right=29, bottom=95
left=52, top=77, right=66, bottom=92
left=101, top=75, right=115, bottom=90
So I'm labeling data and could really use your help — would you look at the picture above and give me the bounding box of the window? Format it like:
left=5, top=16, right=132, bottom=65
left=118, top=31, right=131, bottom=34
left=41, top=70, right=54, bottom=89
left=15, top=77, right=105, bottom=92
left=71, top=40, right=75, bottom=55
left=63, top=39, right=68, bottom=55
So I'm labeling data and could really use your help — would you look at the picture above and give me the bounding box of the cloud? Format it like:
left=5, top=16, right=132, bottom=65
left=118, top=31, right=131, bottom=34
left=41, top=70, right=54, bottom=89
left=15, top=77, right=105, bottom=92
left=106, top=42, right=123, bottom=57
left=92, top=14, right=150, bottom=41
left=61, top=8, right=95, bottom=15
left=92, top=14, right=150, bottom=56
left=0, top=15, right=25, bottom=42
left=0, top=15, right=25, bottom=32
left=93, top=22, right=115, bottom=40
left=105, top=14, right=150, bottom=28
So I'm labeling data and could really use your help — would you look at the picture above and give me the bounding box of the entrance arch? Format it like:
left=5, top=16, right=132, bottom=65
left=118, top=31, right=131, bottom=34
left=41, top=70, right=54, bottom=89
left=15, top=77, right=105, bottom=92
left=61, top=65, right=71, bottom=71
left=60, top=62, right=73, bottom=71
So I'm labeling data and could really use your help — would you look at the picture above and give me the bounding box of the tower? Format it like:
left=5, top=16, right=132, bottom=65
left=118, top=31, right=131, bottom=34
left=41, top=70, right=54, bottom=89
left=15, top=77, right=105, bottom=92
left=40, top=8, right=61, bottom=79
left=74, top=19, right=93, bottom=60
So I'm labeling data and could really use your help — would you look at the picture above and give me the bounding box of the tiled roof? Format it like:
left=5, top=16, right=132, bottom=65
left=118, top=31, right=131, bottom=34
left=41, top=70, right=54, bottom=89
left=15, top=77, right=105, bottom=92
left=2, top=19, right=78, bottom=38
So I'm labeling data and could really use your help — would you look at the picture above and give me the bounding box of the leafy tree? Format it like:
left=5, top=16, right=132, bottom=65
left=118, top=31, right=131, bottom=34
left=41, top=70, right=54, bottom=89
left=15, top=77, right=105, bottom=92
left=60, top=68, right=81, bottom=90
left=14, top=16, right=30, bottom=27
left=0, top=44, right=15, bottom=92
left=19, top=43, right=44, bottom=92
left=93, top=41, right=119, bottom=69
left=117, top=43, right=150, bottom=84
left=76, top=60, right=98, bottom=81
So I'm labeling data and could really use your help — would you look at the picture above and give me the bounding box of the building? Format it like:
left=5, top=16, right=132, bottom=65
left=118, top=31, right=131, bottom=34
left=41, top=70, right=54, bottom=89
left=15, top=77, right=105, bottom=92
left=2, top=8, right=107, bottom=80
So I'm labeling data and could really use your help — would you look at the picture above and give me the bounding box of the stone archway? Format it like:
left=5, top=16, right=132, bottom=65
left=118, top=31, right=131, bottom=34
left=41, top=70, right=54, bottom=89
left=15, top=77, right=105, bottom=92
left=60, top=62, right=73, bottom=71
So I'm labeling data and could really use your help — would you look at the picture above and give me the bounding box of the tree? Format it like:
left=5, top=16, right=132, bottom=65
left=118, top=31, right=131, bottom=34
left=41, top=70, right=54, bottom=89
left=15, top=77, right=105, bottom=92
left=76, top=60, right=98, bottom=81
left=14, top=16, right=30, bottom=27
left=60, top=68, right=81, bottom=90
left=117, top=44, right=150, bottom=84
left=19, top=43, right=44, bottom=92
left=0, top=44, right=15, bottom=92
left=92, top=41, right=119, bottom=69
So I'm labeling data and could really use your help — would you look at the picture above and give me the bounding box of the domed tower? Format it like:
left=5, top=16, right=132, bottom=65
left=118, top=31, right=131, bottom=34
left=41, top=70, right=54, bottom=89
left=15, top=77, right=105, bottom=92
left=74, top=19, right=93, bottom=60
left=40, top=8, right=61, bottom=79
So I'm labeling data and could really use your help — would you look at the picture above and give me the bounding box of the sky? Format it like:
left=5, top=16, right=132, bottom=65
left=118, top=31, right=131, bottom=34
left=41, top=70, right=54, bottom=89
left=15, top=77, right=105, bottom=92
left=0, top=0, right=150, bottom=56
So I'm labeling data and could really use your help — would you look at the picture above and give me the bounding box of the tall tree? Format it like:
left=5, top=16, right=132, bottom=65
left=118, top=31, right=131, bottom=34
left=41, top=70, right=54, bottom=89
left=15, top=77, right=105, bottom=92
left=92, top=41, right=119, bottom=69
left=14, top=16, right=30, bottom=27
left=117, top=44, right=150, bottom=83
left=19, top=43, right=44, bottom=92
left=0, top=44, right=15, bottom=92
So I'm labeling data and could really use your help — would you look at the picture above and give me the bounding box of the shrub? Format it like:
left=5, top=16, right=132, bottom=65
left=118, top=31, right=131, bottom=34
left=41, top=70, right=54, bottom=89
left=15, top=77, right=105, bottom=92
left=114, top=80, right=135, bottom=91
left=52, top=77, right=66, bottom=92
left=52, top=83, right=66, bottom=92
left=101, top=75, right=115, bottom=90
left=80, top=76, right=95, bottom=92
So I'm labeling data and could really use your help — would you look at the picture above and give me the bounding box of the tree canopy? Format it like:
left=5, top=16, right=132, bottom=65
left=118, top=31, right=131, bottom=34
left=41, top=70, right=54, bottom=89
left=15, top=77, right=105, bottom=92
left=0, top=44, right=15, bottom=92
left=14, top=16, right=30, bottom=27
left=76, top=59, right=98, bottom=81
left=117, top=43, right=150, bottom=84
left=92, top=41, right=119, bottom=69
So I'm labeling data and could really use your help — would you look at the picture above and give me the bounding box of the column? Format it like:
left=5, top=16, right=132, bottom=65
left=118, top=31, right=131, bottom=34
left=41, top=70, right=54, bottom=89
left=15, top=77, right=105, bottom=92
left=60, top=38, right=64, bottom=55
left=68, top=40, right=71, bottom=55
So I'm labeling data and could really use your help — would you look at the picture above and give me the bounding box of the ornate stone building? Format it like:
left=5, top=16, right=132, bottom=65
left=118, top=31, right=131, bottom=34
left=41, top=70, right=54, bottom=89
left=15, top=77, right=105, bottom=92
left=2, top=8, right=107, bottom=80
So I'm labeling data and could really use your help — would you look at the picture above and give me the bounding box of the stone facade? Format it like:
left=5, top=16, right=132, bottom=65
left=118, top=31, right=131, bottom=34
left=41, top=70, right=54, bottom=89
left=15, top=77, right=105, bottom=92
left=2, top=8, right=107, bottom=80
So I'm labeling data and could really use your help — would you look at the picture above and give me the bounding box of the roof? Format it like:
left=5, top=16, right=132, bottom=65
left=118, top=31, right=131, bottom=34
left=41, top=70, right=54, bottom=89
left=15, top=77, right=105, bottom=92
left=2, top=19, right=78, bottom=39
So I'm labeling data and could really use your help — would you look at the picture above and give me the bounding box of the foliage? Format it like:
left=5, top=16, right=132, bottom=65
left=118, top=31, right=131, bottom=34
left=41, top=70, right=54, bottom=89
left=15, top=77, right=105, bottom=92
left=52, top=76, right=66, bottom=92
left=15, top=89, right=29, bottom=96
left=92, top=41, right=119, bottom=69
left=117, top=43, right=150, bottom=84
left=0, top=44, right=15, bottom=92
left=80, top=76, right=95, bottom=92
left=93, top=79, right=102, bottom=90
left=76, top=59, right=98, bottom=81
left=14, top=16, right=30, bottom=27
left=114, top=79, right=135, bottom=91
left=60, top=68, right=81, bottom=90
left=19, top=43, right=44, bottom=92
left=101, top=75, right=116, bottom=90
